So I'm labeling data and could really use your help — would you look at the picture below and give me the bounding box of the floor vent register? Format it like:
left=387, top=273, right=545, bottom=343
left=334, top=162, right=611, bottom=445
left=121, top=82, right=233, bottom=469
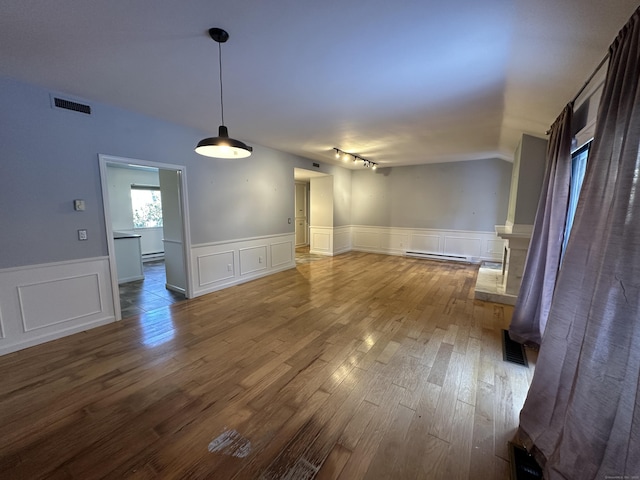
left=502, top=329, right=528, bottom=367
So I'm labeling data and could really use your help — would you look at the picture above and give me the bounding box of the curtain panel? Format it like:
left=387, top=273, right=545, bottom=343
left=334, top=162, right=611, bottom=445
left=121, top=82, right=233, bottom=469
left=517, top=7, right=640, bottom=478
left=508, top=105, right=573, bottom=346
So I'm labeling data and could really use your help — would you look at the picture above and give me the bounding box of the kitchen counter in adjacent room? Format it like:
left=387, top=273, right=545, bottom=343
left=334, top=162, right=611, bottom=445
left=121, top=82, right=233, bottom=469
left=113, top=232, right=143, bottom=283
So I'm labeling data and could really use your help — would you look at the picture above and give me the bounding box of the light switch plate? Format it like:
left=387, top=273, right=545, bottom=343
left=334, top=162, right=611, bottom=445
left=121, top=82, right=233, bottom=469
left=74, top=199, right=85, bottom=211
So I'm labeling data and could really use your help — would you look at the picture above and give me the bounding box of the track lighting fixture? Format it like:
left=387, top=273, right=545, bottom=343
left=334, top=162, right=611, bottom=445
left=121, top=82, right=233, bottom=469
left=195, top=28, right=253, bottom=159
left=332, top=148, right=378, bottom=170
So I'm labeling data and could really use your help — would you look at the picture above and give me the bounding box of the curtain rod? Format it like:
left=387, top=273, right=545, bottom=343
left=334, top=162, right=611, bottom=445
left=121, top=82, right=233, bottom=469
left=570, top=51, right=610, bottom=105
left=546, top=51, right=610, bottom=134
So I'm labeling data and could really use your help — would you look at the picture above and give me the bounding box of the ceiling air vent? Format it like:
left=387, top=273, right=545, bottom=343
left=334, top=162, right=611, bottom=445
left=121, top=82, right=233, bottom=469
left=53, top=97, right=92, bottom=115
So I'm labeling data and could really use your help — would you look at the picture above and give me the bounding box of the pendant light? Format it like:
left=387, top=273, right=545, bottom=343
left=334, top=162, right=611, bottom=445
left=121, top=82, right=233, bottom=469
left=195, top=28, right=253, bottom=158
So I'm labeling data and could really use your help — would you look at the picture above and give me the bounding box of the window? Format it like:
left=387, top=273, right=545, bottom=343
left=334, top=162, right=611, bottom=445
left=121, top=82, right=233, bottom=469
left=561, top=142, right=590, bottom=261
left=131, top=185, right=163, bottom=228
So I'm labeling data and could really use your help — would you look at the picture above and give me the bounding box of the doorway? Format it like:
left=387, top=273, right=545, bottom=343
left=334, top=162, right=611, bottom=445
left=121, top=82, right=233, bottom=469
left=99, top=154, right=192, bottom=320
left=293, top=168, right=330, bottom=263
left=294, top=181, right=309, bottom=247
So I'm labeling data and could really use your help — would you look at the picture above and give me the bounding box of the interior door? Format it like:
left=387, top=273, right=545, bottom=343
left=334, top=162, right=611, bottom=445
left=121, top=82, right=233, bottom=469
left=295, top=182, right=308, bottom=246
left=159, top=169, right=186, bottom=294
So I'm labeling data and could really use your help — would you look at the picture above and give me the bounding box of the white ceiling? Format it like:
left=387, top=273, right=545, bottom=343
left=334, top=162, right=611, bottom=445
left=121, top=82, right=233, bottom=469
left=1, top=1, right=637, bottom=169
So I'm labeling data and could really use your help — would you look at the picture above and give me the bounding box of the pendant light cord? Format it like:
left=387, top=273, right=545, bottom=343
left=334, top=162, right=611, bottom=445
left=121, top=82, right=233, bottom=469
left=218, top=41, right=225, bottom=126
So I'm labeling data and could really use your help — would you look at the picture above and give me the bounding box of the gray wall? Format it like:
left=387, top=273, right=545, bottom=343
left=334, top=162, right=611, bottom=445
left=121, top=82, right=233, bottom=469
left=351, top=158, right=512, bottom=231
left=332, top=167, right=352, bottom=227
left=0, top=76, right=342, bottom=269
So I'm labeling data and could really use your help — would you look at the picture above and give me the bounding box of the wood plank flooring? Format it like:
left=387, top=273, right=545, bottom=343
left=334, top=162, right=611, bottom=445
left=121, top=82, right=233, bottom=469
left=0, top=252, right=536, bottom=479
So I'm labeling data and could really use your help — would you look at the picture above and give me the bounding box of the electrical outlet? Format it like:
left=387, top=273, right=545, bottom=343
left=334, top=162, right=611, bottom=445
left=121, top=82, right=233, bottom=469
left=78, top=229, right=87, bottom=241
left=227, top=264, right=232, bottom=272
left=258, top=256, right=263, bottom=263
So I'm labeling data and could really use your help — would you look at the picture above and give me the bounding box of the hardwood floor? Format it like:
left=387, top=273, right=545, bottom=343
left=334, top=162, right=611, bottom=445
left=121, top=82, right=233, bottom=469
left=0, top=252, right=536, bottom=479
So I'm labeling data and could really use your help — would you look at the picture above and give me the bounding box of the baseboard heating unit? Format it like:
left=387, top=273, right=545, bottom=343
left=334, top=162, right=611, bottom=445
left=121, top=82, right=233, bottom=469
left=405, top=251, right=471, bottom=263
left=142, top=252, right=164, bottom=262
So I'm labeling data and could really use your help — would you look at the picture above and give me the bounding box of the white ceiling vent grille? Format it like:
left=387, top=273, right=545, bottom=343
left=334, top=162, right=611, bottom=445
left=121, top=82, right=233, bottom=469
left=52, top=96, right=91, bottom=115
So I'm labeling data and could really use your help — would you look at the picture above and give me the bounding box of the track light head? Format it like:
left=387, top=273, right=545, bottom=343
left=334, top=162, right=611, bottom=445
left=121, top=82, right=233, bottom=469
left=332, top=147, right=377, bottom=171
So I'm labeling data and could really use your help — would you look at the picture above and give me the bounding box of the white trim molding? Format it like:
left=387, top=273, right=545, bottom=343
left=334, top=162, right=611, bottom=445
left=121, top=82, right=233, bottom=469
left=191, top=233, right=295, bottom=297
left=0, top=257, right=116, bottom=356
left=309, top=226, right=352, bottom=256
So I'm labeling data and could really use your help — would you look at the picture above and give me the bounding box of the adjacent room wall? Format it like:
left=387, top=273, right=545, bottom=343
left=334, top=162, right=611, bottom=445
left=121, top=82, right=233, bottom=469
left=351, top=158, right=512, bottom=232
left=105, top=164, right=163, bottom=255
left=105, top=165, right=160, bottom=231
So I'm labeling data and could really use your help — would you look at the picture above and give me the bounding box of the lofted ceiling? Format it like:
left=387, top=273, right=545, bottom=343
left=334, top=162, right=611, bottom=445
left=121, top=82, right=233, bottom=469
left=1, top=1, right=638, bottom=169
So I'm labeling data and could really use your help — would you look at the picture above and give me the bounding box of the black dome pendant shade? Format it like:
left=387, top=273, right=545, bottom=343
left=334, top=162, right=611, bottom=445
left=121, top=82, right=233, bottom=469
left=196, top=125, right=253, bottom=159
left=195, top=28, right=252, bottom=159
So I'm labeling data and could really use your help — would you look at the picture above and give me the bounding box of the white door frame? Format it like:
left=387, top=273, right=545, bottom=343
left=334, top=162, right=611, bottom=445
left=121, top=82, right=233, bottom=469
left=98, top=154, right=193, bottom=320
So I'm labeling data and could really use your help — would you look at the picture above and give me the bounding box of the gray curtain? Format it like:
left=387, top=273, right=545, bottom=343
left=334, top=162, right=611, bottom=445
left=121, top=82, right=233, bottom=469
left=517, top=7, right=640, bottom=478
left=508, top=105, right=573, bottom=345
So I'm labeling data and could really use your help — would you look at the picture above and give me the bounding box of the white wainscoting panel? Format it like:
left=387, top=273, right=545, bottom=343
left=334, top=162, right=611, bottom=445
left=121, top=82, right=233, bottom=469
left=271, top=241, right=293, bottom=268
left=409, top=234, right=441, bottom=253
left=197, top=250, right=235, bottom=286
left=353, top=230, right=380, bottom=250
left=380, top=232, right=409, bottom=254
left=351, top=225, right=504, bottom=262
left=18, top=274, right=102, bottom=332
left=333, top=227, right=352, bottom=255
left=240, top=245, right=268, bottom=276
left=310, top=227, right=332, bottom=255
left=0, top=257, right=115, bottom=356
left=443, top=236, right=482, bottom=258
left=309, top=227, right=352, bottom=256
left=191, top=234, right=295, bottom=297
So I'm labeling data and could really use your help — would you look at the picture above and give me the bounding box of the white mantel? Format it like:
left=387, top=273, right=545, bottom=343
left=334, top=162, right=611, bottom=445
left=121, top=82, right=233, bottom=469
left=495, top=224, right=532, bottom=296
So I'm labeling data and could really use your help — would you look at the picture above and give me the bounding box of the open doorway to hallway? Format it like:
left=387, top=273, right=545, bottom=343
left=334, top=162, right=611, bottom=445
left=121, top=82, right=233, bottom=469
left=293, top=167, right=330, bottom=263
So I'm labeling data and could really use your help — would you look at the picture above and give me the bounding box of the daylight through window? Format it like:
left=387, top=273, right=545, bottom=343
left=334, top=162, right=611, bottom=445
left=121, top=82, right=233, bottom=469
left=560, top=141, right=590, bottom=263
left=131, top=185, right=163, bottom=228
